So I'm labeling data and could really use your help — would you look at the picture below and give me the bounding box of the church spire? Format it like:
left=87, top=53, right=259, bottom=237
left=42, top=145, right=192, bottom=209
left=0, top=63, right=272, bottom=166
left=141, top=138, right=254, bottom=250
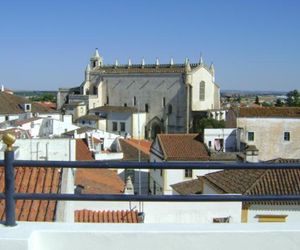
left=156, top=57, right=160, bottom=67
left=199, top=53, right=204, bottom=66
left=90, top=48, right=103, bottom=68
left=94, top=48, right=100, bottom=58
left=141, top=58, right=145, bottom=68
left=115, top=59, right=119, bottom=68
left=170, top=58, right=174, bottom=66
left=185, top=59, right=191, bottom=73
left=209, top=62, right=215, bottom=82
left=85, top=64, right=90, bottom=81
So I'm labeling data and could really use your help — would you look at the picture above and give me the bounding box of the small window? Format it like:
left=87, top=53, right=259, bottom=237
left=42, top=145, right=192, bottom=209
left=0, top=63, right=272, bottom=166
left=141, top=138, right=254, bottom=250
left=213, top=217, right=231, bottom=223
left=248, top=132, right=254, bottom=141
left=124, top=103, right=127, bottom=107
left=184, top=169, right=193, bottom=178
left=25, top=104, right=31, bottom=111
left=208, top=141, right=212, bottom=147
left=5, top=115, right=9, bottom=121
left=112, top=122, right=118, bottom=131
left=160, top=169, right=163, bottom=177
left=145, top=104, right=149, bottom=113
left=200, top=81, right=205, bottom=101
left=133, top=96, right=137, bottom=106
left=284, top=132, right=290, bottom=141
left=93, top=86, right=97, bottom=95
left=168, top=104, right=172, bottom=114
left=162, top=97, right=166, bottom=107
left=106, top=96, right=109, bottom=105
left=120, top=122, right=126, bottom=132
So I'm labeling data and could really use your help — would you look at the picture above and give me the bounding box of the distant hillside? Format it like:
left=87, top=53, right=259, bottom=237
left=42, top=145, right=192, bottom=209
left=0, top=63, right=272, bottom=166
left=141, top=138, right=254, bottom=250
left=221, top=90, right=287, bottom=97
left=15, top=91, right=57, bottom=98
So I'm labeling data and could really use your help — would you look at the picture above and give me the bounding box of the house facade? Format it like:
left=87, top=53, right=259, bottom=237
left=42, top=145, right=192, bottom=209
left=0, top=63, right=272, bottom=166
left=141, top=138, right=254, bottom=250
left=227, top=107, right=300, bottom=161
left=149, top=134, right=211, bottom=195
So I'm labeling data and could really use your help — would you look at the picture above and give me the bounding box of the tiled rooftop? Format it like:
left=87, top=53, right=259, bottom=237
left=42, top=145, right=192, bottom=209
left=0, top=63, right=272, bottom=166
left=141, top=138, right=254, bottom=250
left=0, top=92, right=56, bottom=114
left=156, top=134, right=209, bottom=161
left=237, top=107, right=300, bottom=118
left=76, top=139, right=94, bottom=161
left=75, top=168, right=124, bottom=194
left=171, top=179, right=203, bottom=195
left=74, top=209, right=140, bottom=223
left=0, top=167, right=61, bottom=222
left=203, top=169, right=300, bottom=205
left=75, top=139, right=124, bottom=194
left=119, top=139, right=151, bottom=161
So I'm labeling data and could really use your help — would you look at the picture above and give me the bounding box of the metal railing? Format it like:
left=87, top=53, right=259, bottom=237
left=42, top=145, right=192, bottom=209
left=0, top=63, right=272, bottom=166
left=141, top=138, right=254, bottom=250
left=2, top=134, right=300, bottom=226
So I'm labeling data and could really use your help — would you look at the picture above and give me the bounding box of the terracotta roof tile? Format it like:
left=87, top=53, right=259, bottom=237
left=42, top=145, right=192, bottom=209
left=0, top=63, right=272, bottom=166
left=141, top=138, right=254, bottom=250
left=75, top=139, right=124, bottom=194
left=237, top=107, right=300, bottom=118
left=76, top=139, right=94, bottom=161
left=171, top=179, right=203, bottom=195
left=0, top=167, right=61, bottom=222
left=75, top=168, right=124, bottom=194
left=119, top=139, right=150, bottom=161
left=156, top=134, right=209, bottom=161
left=203, top=168, right=300, bottom=205
left=75, top=209, right=141, bottom=223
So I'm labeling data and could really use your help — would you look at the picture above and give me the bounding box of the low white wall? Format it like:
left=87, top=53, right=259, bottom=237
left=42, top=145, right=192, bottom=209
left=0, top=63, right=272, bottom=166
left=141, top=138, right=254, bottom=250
left=2, top=222, right=300, bottom=250
left=73, top=200, right=242, bottom=224
left=0, top=139, right=76, bottom=161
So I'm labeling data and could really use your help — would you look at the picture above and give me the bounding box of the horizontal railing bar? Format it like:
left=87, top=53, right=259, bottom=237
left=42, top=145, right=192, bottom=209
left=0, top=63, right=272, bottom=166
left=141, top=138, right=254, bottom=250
left=7, top=160, right=300, bottom=169
left=0, top=193, right=298, bottom=202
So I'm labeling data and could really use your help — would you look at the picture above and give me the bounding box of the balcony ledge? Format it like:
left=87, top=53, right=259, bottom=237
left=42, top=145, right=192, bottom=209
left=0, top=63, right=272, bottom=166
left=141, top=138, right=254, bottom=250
left=1, top=222, right=300, bottom=250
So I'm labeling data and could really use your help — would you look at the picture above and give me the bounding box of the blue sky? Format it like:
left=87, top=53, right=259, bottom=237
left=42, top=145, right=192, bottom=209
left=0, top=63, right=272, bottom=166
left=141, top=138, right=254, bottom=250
left=0, top=0, right=299, bottom=91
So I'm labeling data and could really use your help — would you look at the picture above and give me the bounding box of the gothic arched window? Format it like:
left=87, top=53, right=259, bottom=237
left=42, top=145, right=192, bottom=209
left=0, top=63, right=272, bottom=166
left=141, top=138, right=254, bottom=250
left=200, top=81, right=205, bottom=101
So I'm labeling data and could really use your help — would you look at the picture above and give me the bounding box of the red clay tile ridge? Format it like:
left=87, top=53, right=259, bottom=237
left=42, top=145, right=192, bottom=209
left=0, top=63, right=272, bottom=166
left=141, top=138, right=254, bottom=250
left=122, top=139, right=151, bottom=155
left=74, top=209, right=141, bottom=223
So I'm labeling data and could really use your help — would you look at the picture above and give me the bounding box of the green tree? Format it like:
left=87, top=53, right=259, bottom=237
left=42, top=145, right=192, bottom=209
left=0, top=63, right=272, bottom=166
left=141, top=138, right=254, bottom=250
left=275, top=98, right=283, bottom=107
left=193, top=117, right=225, bottom=133
left=286, top=90, right=300, bottom=107
left=255, top=96, right=260, bottom=105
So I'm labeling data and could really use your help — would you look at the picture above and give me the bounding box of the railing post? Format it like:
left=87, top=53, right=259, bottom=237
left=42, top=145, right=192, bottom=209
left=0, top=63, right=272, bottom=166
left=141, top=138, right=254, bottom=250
left=3, top=133, right=16, bottom=226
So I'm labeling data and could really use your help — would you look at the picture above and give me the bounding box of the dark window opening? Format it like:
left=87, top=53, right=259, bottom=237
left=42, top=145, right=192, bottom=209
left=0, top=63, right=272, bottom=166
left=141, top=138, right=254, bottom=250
left=284, top=132, right=290, bottom=141
left=168, top=104, right=172, bottom=114
left=120, top=122, right=126, bottom=132
left=184, top=169, right=193, bottom=178
left=93, top=86, right=97, bottom=95
left=112, top=122, right=118, bottom=131
left=248, top=132, right=254, bottom=141
left=145, top=104, right=149, bottom=113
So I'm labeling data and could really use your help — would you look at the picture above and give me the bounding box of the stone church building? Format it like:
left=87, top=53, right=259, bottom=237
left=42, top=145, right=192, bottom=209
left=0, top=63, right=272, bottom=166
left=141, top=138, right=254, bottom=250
left=57, top=49, right=220, bottom=139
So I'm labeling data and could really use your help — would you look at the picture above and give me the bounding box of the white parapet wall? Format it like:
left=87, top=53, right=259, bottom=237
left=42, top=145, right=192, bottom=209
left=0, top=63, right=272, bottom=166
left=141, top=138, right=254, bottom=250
left=2, top=222, right=300, bottom=250
left=73, top=200, right=242, bottom=224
